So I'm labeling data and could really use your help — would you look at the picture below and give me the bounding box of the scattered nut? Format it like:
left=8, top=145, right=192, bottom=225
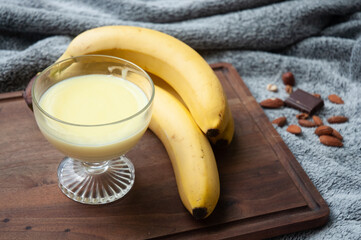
left=282, top=72, right=295, bottom=86
left=296, top=113, right=309, bottom=119
left=259, top=98, right=284, bottom=108
left=287, top=125, right=302, bottom=135
left=313, top=93, right=321, bottom=98
left=327, top=116, right=348, bottom=124
left=285, top=85, right=293, bottom=94
left=267, top=84, right=278, bottom=92
left=328, top=94, right=344, bottom=104
left=314, top=126, right=333, bottom=136
left=272, top=116, right=287, bottom=127
left=331, top=128, right=343, bottom=141
left=319, top=135, right=343, bottom=147
left=298, top=119, right=317, bottom=127
left=312, top=115, right=323, bottom=126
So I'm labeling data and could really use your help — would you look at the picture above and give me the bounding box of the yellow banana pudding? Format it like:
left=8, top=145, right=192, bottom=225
left=34, top=74, right=149, bottom=162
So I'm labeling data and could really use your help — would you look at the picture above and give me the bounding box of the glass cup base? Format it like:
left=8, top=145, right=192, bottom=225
left=57, top=156, right=135, bottom=204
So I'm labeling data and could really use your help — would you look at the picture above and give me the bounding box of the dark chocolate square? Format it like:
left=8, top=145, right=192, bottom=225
left=284, top=89, right=324, bottom=115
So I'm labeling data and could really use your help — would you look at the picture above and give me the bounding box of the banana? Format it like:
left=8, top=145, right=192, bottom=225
left=151, top=72, right=235, bottom=147
left=209, top=105, right=235, bottom=148
left=149, top=85, right=220, bottom=219
left=57, top=25, right=228, bottom=137
left=148, top=72, right=186, bottom=106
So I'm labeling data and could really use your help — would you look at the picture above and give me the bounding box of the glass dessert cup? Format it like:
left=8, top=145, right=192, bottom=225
left=32, top=55, right=154, bottom=204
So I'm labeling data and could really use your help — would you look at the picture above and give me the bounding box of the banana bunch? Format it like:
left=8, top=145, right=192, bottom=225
left=57, top=26, right=234, bottom=219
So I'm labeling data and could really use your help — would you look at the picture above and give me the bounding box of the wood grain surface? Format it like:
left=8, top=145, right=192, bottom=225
left=0, top=63, right=329, bottom=239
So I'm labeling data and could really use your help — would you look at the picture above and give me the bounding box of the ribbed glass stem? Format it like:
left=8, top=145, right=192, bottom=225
left=82, top=161, right=109, bottom=174
left=57, top=156, right=135, bottom=204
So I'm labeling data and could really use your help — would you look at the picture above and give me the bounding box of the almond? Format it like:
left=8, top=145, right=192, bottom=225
left=282, top=72, right=295, bottom=86
left=313, top=93, right=321, bottom=98
left=272, top=117, right=287, bottom=127
left=312, top=115, right=323, bottom=126
left=285, top=85, right=293, bottom=94
left=331, top=128, right=343, bottom=141
left=327, top=116, right=348, bottom=124
left=319, top=135, right=343, bottom=147
left=287, top=125, right=301, bottom=135
left=259, top=98, right=284, bottom=108
left=296, top=113, right=309, bottom=120
left=298, top=119, right=317, bottom=127
left=314, top=126, right=333, bottom=136
left=267, top=84, right=278, bottom=92
left=328, top=94, right=344, bottom=104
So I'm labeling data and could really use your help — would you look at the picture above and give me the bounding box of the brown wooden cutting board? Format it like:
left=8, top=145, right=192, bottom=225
left=0, top=63, right=329, bottom=239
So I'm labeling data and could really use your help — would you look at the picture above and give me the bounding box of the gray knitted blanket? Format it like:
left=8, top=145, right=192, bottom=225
left=1, top=0, right=361, bottom=239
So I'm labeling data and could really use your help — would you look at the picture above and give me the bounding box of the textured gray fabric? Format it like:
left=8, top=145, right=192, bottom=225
left=1, top=0, right=361, bottom=239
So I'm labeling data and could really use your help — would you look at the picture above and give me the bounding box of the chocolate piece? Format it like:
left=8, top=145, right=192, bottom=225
left=284, top=89, right=324, bottom=114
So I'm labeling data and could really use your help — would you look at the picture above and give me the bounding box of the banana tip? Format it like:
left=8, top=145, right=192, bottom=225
left=206, top=129, right=220, bottom=137
left=192, top=207, right=208, bottom=220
